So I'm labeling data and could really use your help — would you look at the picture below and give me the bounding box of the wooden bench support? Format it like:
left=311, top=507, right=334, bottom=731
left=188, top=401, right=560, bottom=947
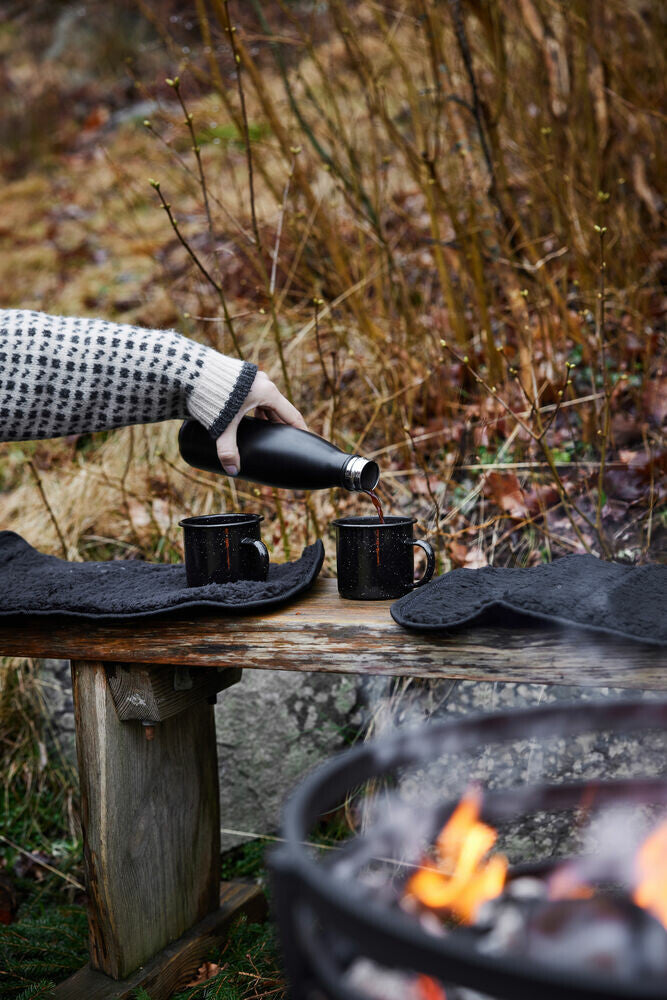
left=106, top=662, right=242, bottom=722
left=53, top=881, right=267, bottom=1000
left=71, top=660, right=224, bottom=979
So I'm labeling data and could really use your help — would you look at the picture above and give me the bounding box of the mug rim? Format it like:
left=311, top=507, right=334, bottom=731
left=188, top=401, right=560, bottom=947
left=330, top=515, right=417, bottom=528
left=179, top=513, right=264, bottom=528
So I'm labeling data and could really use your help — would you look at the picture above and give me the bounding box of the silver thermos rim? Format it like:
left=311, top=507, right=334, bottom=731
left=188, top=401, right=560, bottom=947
left=342, top=455, right=380, bottom=492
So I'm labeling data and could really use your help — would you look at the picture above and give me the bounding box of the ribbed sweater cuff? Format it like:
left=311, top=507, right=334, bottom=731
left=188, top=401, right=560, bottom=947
left=187, top=349, right=258, bottom=438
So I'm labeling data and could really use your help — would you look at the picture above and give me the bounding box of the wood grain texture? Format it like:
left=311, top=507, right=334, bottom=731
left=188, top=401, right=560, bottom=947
left=53, top=881, right=267, bottom=1000
left=72, top=661, right=221, bottom=979
left=106, top=663, right=242, bottom=722
left=1, top=581, right=663, bottom=689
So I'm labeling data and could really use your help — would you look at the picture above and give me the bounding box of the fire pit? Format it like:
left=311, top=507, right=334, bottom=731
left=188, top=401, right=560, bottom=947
left=270, top=699, right=667, bottom=1000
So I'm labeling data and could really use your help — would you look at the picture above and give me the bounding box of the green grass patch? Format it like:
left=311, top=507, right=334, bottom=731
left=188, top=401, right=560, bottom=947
left=0, top=903, right=88, bottom=999
left=195, top=122, right=271, bottom=148
left=0, top=823, right=283, bottom=1000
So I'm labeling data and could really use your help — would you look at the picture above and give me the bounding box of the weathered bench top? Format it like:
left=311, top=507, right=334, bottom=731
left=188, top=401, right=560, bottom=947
left=0, top=578, right=664, bottom=689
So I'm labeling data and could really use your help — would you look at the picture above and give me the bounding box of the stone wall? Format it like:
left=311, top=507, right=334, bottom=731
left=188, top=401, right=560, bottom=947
left=39, top=658, right=77, bottom=762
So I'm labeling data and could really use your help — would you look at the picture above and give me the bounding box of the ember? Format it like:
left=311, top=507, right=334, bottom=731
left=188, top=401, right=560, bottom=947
left=416, top=974, right=447, bottom=1000
left=475, top=885, right=667, bottom=981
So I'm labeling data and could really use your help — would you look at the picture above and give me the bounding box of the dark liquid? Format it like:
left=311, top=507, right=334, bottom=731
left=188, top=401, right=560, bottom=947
left=364, top=490, right=384, bottom=566
left=364, top=490, right=385, bottom=523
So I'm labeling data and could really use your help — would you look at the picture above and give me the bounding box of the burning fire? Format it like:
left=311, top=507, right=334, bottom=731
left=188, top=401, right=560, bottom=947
left=402, top=793, right=667, bottom=996
left=406, top=788, right=508, bottom=924
left=408, top=788, right=667, bottom=937
left=634, top=818, right=667, bottom=929
left=549, top=817, right=667, bottom=930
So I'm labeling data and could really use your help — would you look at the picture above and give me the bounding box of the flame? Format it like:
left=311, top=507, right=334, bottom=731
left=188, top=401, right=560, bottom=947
left=634, top=818, right=667, bottom=928
left=416, top=974, right=447, bottom=1000
left=547, top=818, right=667, bottom=925
left=407, top=788, right=508, bottom=924
left=548, top=864, right=595, bottom=901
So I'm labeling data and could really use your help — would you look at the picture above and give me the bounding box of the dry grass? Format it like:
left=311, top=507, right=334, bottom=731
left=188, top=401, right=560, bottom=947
left=1, top=0, right=663, bottom=573
left=0, top=656, right=78, bottom=848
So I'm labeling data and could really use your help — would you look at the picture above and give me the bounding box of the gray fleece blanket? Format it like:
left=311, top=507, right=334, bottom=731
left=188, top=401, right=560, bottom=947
left=391, top=555, right=667, bottom=646
left=0, top=531, right=324, bottom=619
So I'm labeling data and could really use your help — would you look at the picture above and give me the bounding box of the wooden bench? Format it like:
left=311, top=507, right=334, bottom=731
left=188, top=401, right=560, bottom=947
left=0, top=578, right=664, bottom=998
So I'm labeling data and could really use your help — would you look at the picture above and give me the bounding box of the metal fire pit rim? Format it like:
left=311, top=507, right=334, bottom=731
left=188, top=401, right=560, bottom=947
left=272, top=697, right=667, bottom=1000
left=272, top=783, right=667, bottom=1000
left=282, top=697, right=667, bottom=844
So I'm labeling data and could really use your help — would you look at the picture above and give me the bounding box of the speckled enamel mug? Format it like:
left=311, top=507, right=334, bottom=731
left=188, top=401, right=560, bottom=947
left=331, top=515, right=435, bottom=600
left=179, top=513, right=269, bottom=587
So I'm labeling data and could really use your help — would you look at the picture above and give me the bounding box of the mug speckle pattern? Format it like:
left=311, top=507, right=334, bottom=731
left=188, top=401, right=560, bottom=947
left=331, top=515, right=434, bottom=600
left=180, top=513, right=269, bottom=587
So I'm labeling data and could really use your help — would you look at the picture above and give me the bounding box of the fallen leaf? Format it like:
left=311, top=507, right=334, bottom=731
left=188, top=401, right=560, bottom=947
left=643, top=376, right=667, bottom=426
left=464, top=548, right=488, bottom=569
left=604, top=449, right=666, bottom=502
left=184, top=961, right=221, bottom=987
left=409, top=475, right=433, bottom=496
left=484, top=472, right=529, bottom=518
left=81, top=105, right=110, bottom=133
left=447, top=539, right=468, bottom=567
left=524, top=484, right=560, bottom=517
left=446, top=539, right=488, bottom=569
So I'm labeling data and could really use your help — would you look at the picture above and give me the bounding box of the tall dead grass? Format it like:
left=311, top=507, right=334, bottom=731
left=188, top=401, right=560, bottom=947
left=1, top=0, right=664, bottom=567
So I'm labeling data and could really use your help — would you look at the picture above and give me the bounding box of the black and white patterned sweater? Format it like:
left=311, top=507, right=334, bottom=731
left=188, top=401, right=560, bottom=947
left=0, top=309, right=257, bottom=442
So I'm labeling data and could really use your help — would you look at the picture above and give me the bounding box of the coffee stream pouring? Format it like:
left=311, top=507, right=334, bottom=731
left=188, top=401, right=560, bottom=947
left=178, top=418, right=380, bottom=493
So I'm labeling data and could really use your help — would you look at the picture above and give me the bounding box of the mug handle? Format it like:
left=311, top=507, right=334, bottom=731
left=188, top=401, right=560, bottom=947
left=242, top=537, right=270, bottom=579
left=412, top=539, right=435, bottom=588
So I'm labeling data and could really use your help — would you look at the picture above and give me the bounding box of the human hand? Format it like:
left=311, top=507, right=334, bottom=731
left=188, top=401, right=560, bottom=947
left=215, top=372, right=308, bottom=476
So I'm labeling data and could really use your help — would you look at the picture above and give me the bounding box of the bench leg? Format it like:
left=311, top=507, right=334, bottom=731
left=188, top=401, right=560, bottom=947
left=55, top=659, right=266, bottom=999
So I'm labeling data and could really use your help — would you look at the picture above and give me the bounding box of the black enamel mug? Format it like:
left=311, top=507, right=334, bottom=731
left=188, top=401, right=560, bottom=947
left=179, top=513, right=269, bottom=587
left=331, top=515, right=435, bottom=600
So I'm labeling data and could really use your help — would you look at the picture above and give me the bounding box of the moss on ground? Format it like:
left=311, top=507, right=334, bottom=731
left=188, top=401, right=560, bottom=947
left=0, top=839, right=285, bottom=1000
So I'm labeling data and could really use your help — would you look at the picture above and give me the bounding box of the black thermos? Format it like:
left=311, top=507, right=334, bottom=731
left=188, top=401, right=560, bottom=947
left=178, top=418, right=380, bottom=492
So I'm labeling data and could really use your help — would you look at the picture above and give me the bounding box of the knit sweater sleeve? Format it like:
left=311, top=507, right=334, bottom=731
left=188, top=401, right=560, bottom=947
left=0, top=309, right=257, bottom=442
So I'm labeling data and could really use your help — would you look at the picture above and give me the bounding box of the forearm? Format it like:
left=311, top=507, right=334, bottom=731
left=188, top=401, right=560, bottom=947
left=0, top=309, right=257, bottom=442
